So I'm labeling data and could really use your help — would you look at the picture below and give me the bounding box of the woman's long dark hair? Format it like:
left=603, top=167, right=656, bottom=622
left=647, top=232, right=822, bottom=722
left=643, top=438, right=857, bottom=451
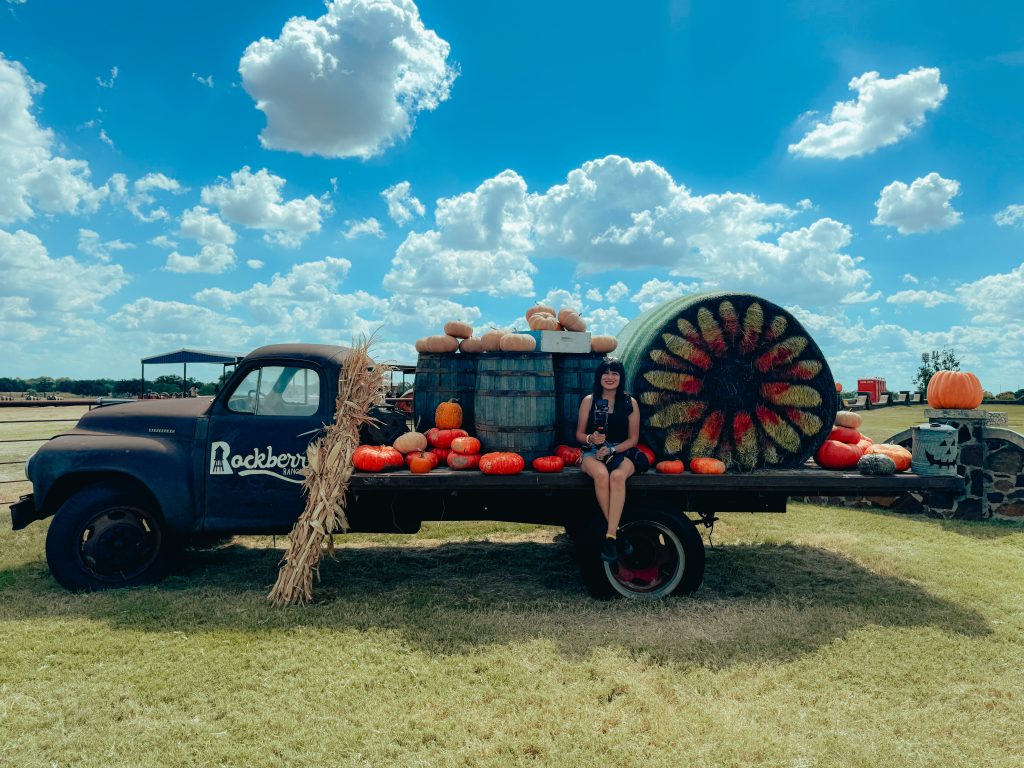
left=591, top=358, right=631, bottom=413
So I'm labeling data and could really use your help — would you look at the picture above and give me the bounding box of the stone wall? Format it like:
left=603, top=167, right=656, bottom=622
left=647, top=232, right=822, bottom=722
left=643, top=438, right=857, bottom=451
left=797, top=409, right=1024, bottom=522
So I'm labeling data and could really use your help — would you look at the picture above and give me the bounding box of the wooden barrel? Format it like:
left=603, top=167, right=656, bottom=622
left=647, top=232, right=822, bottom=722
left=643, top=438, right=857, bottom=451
left=413, top=353, right=478, bottom=432
left=475, top=353, right=556, bottom=462
left=617, top=292, right=836, bottom=469
left=553, top=353, right=606, bottom=446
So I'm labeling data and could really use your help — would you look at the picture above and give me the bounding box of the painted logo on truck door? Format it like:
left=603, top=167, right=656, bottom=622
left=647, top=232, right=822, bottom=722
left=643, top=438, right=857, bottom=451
left=209, top=440, right=307, bottom=484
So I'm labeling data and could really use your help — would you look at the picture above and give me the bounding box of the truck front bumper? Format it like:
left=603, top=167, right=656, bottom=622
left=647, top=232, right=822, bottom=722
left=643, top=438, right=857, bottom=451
left=10, top=494, right=41, bottom=531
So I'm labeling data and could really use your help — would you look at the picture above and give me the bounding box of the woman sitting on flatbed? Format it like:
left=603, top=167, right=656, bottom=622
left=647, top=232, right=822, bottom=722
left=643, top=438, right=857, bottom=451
left=576, top=359, right=642, bottom=563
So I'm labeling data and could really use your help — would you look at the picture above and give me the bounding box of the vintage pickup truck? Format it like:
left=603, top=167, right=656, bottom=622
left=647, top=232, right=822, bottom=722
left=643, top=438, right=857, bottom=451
left=11, top=343, right=963, bottom=600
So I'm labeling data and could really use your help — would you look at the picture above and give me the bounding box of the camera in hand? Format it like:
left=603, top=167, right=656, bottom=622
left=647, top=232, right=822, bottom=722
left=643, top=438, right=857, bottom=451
left=594, top=398, right=608, bottom=433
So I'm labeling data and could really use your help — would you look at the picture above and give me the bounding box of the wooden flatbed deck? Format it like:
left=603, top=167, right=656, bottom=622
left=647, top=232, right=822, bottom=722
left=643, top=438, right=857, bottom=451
left=349, top=465, right=964, bottom=496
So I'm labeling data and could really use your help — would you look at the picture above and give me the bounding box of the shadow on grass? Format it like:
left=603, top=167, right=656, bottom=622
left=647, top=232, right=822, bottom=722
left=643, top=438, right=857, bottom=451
left=859, top=503, right=1024, bottom=540
left=0, top=535, right=991, bottom=668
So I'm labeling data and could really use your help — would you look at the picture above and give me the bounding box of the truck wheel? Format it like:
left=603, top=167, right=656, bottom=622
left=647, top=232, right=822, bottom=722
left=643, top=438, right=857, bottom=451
left=45, top=485, right=174, bottom=591
left=576, top=509, right=705, bottom=600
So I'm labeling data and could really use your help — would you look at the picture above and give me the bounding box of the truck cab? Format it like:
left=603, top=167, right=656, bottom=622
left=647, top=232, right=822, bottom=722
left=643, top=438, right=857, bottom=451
left=12, top=344, right=350, bottom=590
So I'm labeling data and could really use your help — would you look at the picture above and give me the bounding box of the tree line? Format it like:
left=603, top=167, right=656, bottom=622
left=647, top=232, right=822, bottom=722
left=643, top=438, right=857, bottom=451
left=0, top=374, right=227, bottom=397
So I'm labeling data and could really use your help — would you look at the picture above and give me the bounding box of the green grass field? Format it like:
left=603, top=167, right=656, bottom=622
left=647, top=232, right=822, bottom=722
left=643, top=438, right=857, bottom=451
left=1, top=404, right=1023, bottom=765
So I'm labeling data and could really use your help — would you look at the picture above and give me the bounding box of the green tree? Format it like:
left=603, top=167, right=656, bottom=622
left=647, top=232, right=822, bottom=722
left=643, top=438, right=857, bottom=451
left=913, top=349, right=961, bottom=394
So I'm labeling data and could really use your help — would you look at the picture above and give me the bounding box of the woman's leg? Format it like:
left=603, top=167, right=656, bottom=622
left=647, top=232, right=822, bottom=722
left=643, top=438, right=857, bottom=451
left=581, top=456, right=611, bottom=519
left=607, top=458, right=636, bottom=536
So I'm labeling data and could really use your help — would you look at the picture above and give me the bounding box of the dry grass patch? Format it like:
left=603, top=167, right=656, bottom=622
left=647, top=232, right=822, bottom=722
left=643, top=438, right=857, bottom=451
left=3, top=505, right=1023, bottom=766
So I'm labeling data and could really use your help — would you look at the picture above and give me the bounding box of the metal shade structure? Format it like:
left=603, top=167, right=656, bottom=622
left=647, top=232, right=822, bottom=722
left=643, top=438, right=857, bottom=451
left=141, top=348, right=240, bottom=397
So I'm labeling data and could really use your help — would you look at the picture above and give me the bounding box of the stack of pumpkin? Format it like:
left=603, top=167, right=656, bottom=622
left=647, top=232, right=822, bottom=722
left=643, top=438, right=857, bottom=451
left=812, top=410, right=911, bottom=475
left=414, top=321, right=478, bottom=354
left=522, top=303, right=618, bottom=354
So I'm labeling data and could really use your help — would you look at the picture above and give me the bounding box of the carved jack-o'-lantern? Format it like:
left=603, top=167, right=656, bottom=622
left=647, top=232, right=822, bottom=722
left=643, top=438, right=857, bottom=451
left=910, top=422, right=958, bottom=476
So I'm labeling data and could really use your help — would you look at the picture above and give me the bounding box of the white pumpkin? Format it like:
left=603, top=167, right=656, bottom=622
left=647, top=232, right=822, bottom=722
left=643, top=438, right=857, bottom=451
left=834, top=410, right=863, bottom=429
left=528, top=313, right=560, bottom=331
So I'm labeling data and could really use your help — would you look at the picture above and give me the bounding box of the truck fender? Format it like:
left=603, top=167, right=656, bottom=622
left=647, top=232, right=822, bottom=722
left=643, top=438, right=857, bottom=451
left=30, top=435, right=197, bottom=534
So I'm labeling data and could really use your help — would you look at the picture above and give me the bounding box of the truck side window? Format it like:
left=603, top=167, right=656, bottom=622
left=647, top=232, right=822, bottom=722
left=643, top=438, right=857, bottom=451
left=226, top=366, right=320, bottom=417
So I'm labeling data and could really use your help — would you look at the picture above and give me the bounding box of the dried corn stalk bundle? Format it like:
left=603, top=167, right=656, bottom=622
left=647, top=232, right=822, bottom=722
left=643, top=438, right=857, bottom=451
left=268, top=338, right=389, bottom=606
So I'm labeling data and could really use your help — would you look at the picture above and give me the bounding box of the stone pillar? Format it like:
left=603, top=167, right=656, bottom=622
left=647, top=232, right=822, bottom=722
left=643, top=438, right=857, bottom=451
left=921, top=409, right=989, bottom=520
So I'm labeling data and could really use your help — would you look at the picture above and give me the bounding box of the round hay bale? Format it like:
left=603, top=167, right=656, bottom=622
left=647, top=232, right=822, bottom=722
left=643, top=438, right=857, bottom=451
left=618, top=292, right=836, bottom=469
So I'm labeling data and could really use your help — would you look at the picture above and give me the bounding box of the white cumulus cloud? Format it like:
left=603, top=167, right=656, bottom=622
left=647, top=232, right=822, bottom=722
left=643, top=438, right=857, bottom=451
left=200, top=166, right=328, bottom=248
left=873, top=172, right=962, bottom=234
left=239, top=0, right=457, bottom=159
left=885, top=289, right=955, bottom=308
left=789, top=67, right=947, bottom=159
left=0, top=228, right=128, bottom=346
left=382, top=156, right=875, bottom=307
left=994, top=204, right=1024, bottom=227
left=383, top=170, right=536, bottom=296
left=125, top=172, right=186, bottom=222
left=381, top=180, right=425, bottom=225
left=77, top=228, right=133, bottom=261
left=956, top=260, right=1024, bottom=323
left=343, top=217, right=384, bottom=239
left=0, top=55, right=114, bottom=224
left=162, top=205, right=237, bottom=274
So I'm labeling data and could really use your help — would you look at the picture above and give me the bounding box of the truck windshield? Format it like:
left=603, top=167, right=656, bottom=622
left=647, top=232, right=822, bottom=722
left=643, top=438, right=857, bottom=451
left=226, top=365, right=320, bottom=416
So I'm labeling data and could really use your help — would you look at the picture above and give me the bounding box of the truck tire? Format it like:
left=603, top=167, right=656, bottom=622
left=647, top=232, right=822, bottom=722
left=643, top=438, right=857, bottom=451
left=575, top=507, right=705, bottom=600
left=45, top=485, right=175, bottom=591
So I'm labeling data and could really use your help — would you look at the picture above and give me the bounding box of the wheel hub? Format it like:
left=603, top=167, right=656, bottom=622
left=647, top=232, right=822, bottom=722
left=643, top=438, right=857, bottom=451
left=80, top=507, right=159, bottom=580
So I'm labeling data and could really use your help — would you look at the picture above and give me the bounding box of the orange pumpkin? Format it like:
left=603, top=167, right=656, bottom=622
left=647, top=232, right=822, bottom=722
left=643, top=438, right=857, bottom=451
left=434, top=399, right=463, bottom=429
left=690, top=458, right=726, bottom=475
left=499, top=334, right=537, bottom=352
left=531, top=455, right=565, bottom=473
left=408, top=454, right=433, bottom=473
left=555, top=444, right=583, bottom=466
left=425, top=427, right=468, bottom=449
left=423, top=334, right=459, bottom=354
left=443, top=321, right=473, bottom=339
left=447, top=452, right=480, bottom=470
left=557, top=308, right=586, bottom=332
left=865, top=443, right=912, bottom=472
left=814, top=440, right=863, bottom=470
left=528, top=313, right=560, bottom=331
left=480, top=329, right=507, bottom=351
left=655, top=460, right=685, bottom=474
left=405, top=450, right=439, bottom=469
left=479, top=452, right=525, bottom=475
left=353, top=445, right=404, bottom=472
left=927, top=370, right=983, bottom=409
left=459, top=337, right=484, bottom=353
left=590, top=335, right=617, bottom=353
left=828, top=426, right=863, bottom=444
left=525, top=304, right=555, bottom=321
left=451, top=436, right=481, bottom=454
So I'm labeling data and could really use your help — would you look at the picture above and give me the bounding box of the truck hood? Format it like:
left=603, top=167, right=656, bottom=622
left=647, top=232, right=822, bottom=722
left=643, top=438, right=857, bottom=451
left=68, top=397, right=212, bottom=439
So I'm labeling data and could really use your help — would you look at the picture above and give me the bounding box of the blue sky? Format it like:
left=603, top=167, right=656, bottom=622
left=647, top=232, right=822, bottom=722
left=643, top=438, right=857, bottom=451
left=1, top=0, right=1022, bottom=392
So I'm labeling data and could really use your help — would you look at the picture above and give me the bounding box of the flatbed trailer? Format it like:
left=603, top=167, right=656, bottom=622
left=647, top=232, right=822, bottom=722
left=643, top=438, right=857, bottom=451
left=342, top=465, right=963, bottom=599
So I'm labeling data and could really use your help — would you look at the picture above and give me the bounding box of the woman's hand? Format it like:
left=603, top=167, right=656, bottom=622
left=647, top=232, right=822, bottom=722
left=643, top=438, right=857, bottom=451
left=590, top=432, right=606, bottom=446
left=595, top=445, right=612, bottom=460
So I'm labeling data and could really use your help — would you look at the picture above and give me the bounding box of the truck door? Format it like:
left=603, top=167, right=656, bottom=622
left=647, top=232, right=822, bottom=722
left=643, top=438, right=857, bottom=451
left=204, top=363, right=327, bottom=532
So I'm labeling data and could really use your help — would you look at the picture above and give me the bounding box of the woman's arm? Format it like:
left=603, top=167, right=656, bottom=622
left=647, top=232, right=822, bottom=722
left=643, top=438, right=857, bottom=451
left=576, top=395, right=601, bottom=446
